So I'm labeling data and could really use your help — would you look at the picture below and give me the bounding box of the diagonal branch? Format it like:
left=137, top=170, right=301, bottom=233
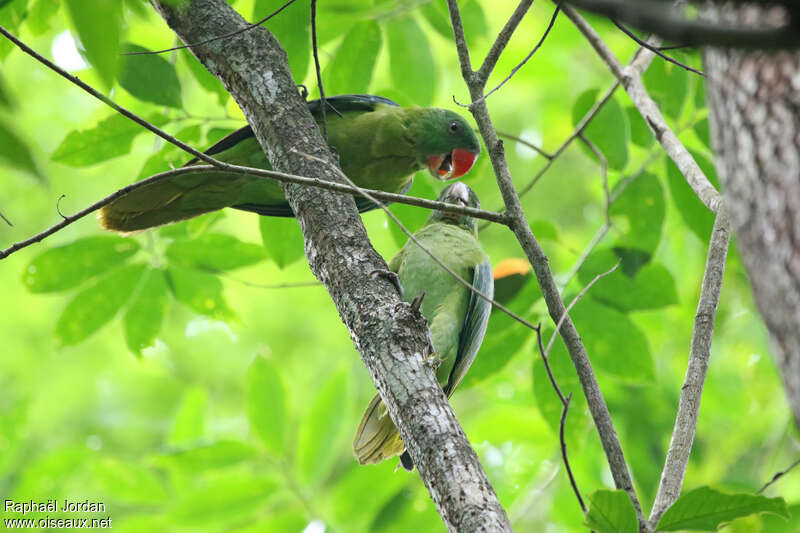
left=648, top=210, right=731, bottom=530
left=446, top=0, right=645, bottom=524
left=475, top=0, right=534, bottom=85
left=562, top=5, right=723, bottom=213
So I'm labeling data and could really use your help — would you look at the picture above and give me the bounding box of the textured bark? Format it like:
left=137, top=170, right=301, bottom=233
left=703, top=2, right=800, bottom=428
left=148, top=1, right=511, bottom=530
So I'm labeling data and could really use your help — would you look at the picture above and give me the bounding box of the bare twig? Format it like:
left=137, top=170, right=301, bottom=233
left=0, top=210, right=11, bottom=227
left=562, top=6, right=723, bottom=213
left=467, top=6, right=561, bottom=107
left=496, top=130, right=553, bottom=159
left=648, top=210, right=731, bottom=530
left=0, top=165, right=509, bottom=259
left=577, top=133, right=609, bottom=225
left=209, top=272, right=321, bottom=290
left=124, top=0, right=300, bottom=55
left=611, top=19, right=705, bottom=77
left=475, top=0, right=535, bottom=84
left=758, top=456, right=800, bottom=494
left=446, top=0, right=645, bottom=522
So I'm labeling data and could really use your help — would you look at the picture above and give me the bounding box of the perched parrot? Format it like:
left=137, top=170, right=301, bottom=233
left=353, top=181, right=493, bottom=470
left=99, top=94, right=481, bottom=232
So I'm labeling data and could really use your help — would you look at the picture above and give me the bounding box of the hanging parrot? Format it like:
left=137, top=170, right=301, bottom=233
left=99, top=94, right=481, bottom=232
left=353, top=181, right=493, bottom=470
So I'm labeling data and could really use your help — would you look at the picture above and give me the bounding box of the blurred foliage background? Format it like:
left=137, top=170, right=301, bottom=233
left=0, top=0, right=798, bottom=531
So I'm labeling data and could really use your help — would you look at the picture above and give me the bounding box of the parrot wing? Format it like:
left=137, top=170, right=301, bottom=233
left=443, top=258, right=494, bottom=396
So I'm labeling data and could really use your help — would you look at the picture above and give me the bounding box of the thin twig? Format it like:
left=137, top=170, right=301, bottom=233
left=542, top=262, right=619, bottom=359
left=577, top=133, right=610, bottom=226
left=0, top=165, right=509, bottom=259
left=0, top=210, right=12, bottom=227
left=560, top=393, right=586, bottom=513
left=648, top=210, right=731, bottom=530
left=468, top=6, right=561, bottom=107
left=758, top=457, right=800, bottom=494
left=611, top=19, right=705, bottom=77
left=207, top=270, right=321, bottom=290
left=124, top=0, right=299, bottom=55
left=496, top=130, right=553, bottom=159
left=475, top=0, right=535, bottom=84
left=294, top=149, right=540, bottom=335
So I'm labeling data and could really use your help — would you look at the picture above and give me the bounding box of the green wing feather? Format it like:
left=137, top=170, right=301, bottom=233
left=444, top=259, right=494, bottom=396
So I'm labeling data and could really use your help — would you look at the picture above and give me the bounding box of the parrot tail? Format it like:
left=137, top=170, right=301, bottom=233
left=353, top=393, right=406, bottom=465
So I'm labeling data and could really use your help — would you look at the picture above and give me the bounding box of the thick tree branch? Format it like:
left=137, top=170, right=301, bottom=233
left=648, top=210, right=731, bottom=530
left=563, top=5, right=723, bottom=214
left=559, top=0, right=800, bottom=49
left=149, top=1, right=511, bottom=531
left=447, top=0, right=645, bottom=524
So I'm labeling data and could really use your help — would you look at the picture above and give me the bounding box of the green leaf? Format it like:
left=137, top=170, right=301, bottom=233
left=160, top=440, right=255, bottom=470
left=577, top=249, right=678, bottom=311
left=626, top=105, right=654, bottom=147
left=0, top=118, right=42, bottom=180
left=296, top=369, right=348, bottom=485
left=761, top=502, right=800, bottom=533
left=420, top=0, right=485, bottom=46
left=529, top=219, right=560, bottom=241
left=64, top=0, right=121, bottom=87
left=387, top=176, right=435, bottom=247
left=26, top=0, right=59, bottom=35
left=572, top=90, right=630, bottom=170
left=259, top=217, right=304, bottom=269
left=23, top=236, right=139, bottom=293
left=168, top=474, right=277, bottom=525
left=124, top=268, right=169, bottom=356
left=165, top=265, right=232, bottom=319
left=609, top=171, right=665, bottom=261
left=180, top=49, right=228, bottom=105
left=168, top=387, right=207, bottom=446
left=118, top=43, right=182, bottom=108
left=565, top=296, right=654, bottom=381
left=247, top=356, right=287, bottom=455
left=90, top=457, right=167, bottom=505
left=693, top=116, right=712, bottom=150
left=584, top=489, right=639, bottom=533
left=665, top=150, right=720, bottom=242
left=166, top=233, right=267, bottom=271
left=656, top=486, right=789, bottom=531
left=386, top=16, right=436, bottom=105
left=643, top=58, right=689, bottom=120
left=0, top=72, right=13, bottom=108
left=52, top=113, right=167, bottom=167
left=325, top=20, right=382, bottom=95
left=254, top=0, right=309, bottom=82
left=55, top=262, right=146, bottom=346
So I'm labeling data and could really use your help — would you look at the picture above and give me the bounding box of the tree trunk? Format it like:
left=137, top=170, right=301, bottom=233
left=148, top=1, right=512, bottom=530
left=702, top=2, right=800, bottom=427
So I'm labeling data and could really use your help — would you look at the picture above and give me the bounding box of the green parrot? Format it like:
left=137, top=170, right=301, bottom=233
left=353, top=181, right=493, bottom=470
left=99, top=94, right=481, bottom=232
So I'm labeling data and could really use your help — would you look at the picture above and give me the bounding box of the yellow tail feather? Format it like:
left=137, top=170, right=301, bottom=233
left=353, top=393, right=405, bottom=465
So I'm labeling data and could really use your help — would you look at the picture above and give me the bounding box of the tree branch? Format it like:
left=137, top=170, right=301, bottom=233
left=446, top=0, right=645, bottom=524
left=648, top=210, right=731, bottom=529
left=148, top=1, right=511, bottom=531
left=559, top=0, right=800, bottom=49
left=0, top=164, right=508, bottom=259
left=563, top=5, right=723, bottom=214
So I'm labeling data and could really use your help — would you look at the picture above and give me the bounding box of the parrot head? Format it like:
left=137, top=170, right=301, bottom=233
left=413, top=109, right=481, bottom=181
left=427, top=181, right=480, bottom=235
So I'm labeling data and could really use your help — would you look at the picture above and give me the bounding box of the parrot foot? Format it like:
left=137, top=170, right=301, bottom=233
left=425, top=351, right=444, bottom=371
left=297, top=84, right=308, bottom=99
left=370, top=269, right=404, bottom=299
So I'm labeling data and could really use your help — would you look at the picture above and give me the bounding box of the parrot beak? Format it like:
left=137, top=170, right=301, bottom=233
left=449, top=181, right=471, bottom=205
left=427, top=148, right=479, bottom=180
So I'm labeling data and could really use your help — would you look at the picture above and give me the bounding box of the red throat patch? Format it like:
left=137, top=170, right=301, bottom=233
left=451, top=148, right=478, bottom=178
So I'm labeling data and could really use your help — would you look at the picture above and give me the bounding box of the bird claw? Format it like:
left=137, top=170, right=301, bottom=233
left=297, top=84, right=308, bottom=99
left=425, top=351, right=444, bottom=370
left=370, top=269, right=404, bottom=299
left=411, top=291, right=425, bottom=313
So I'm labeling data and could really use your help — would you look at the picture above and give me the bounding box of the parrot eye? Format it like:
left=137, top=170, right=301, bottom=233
left=449, top=121, right=460, bottom=133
